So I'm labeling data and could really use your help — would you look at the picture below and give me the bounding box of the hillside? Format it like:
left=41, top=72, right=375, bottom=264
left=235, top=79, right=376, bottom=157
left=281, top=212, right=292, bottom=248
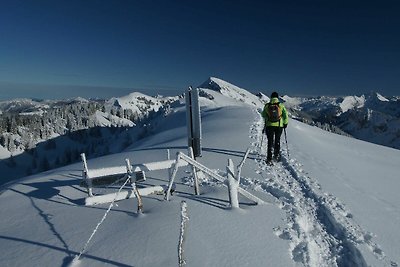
left=0, top=85, right=399, bottom=267
left=0, top=94, right=179, bottom=185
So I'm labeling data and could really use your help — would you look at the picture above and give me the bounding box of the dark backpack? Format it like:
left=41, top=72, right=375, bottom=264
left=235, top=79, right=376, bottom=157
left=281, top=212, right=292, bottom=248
left=267, top=103, right=282, bottom=122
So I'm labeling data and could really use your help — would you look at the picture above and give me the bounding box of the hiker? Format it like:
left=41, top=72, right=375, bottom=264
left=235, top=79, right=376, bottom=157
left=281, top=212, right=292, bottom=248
left=262, top=91, right=289, bottom=163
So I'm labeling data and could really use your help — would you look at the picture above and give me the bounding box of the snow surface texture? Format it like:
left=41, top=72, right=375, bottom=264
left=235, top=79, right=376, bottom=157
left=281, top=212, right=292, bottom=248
left=0, top=81, right=399, bottom=267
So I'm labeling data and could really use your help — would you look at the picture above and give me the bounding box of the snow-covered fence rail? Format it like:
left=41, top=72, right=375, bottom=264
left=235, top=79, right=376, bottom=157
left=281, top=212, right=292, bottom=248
left=85, top=186, right=165, bottom=206
left=80, top=152, right=189, bottom=206
left=80, top=153, right=186, bottom=197
left=165, top=150, right=264, bottom=206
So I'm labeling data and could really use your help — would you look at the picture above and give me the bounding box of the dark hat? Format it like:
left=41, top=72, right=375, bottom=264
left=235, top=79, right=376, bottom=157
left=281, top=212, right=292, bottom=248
left=271, top=92, right=279, bottom=98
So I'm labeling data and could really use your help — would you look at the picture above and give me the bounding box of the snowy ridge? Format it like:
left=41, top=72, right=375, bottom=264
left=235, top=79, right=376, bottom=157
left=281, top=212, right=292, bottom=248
left=199, top=77, right=264, bottom=107
left=0, top=97, right=90, bottom=114
left=106, top=92, right=178, bottom=115
left=0, top=98, right=50, bottom=113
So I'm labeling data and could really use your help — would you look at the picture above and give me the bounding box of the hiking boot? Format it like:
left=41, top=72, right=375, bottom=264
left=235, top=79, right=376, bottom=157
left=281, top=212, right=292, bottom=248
left=274, top=154, right=281, bottom=162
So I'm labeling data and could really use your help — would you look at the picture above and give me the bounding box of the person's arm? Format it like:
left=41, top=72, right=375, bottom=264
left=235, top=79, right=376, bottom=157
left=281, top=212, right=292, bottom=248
left=261, top=105, right=268, bottom=132
left=281, top=104, right=289, bottom=127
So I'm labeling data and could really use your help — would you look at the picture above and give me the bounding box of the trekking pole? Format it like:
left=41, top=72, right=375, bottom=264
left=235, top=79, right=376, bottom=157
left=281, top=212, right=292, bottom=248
left=284, top=128, right=289, bottom=159
left=260, top=131, right=264, bottom=149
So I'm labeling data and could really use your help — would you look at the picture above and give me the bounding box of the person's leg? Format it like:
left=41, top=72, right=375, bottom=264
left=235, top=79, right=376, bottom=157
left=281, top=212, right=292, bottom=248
left=274, top=127, right=283, bottom=160
left=266, top=127, right=274, bottom=161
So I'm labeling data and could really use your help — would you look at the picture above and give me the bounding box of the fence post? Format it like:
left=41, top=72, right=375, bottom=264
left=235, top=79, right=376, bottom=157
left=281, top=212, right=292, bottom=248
left=186, top=87, right=202, bottom=158
left=178, top=200, right=189, bottom=267
left=166, top=153, right=181, bottom=201
left=227, top=159, right=239, bottom=209
left=80, top=153, right=93, bottom=197
left=126, top=159, right=143, bottom=213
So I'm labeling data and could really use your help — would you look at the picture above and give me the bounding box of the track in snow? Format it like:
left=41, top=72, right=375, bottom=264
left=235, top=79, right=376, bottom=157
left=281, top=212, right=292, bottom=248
left=244, top=112, right=396, bottom=267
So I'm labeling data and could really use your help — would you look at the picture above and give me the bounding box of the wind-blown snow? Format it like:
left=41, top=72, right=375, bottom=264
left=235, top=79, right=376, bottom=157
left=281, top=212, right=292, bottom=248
left=0, top=79, right=399, bottom=267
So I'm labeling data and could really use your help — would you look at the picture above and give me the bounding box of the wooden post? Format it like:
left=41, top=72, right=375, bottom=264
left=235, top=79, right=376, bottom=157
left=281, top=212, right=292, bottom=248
left=178, top=200, right=189, bottom=267
left=186, top=87, right=202, bottom=158
left=126, top=159, right=143, bottom=213
left=227, top=159, right=239, bottom=209
left=236, top=148, right=251, bottom=184
left=167, top=149, right=173, bottom=180
left=188, top=147, right=200, bottom=196
left=166, top=153, right=181, bottom=201
left=81, top=153, right=93, bottom=197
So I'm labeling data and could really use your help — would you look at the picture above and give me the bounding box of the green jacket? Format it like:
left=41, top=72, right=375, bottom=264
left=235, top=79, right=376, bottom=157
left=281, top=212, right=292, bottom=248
left=262, top=97, right=289, bottom=127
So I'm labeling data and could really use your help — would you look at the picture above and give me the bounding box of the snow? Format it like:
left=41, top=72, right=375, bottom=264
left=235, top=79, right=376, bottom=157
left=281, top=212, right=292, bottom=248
left=93, top=110, right=135, bottom=127
left=106, top=92, right=177, bottom=114
left=285, top=91, right=400, bottom=149
left=340, top=95, right=366, bottom=112
left=376, top=93, right=389, bottom=102
left=0, top=98, right=50, bottom=113
left=281, top=95, right=303, bottom=107
left=199, top=77, right=264, bottom=107
left=0, top=145, right=11, bottom=159
left=0, top=80, right=399, bottom=267
left=287, top=120, right=400, bottom=266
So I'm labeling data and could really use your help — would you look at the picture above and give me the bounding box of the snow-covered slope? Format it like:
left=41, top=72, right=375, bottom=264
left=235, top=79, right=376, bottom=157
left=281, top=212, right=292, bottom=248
left=199, top=77, right=264, bottom=107
left=0, top=92, right=180, bottom=185
left=105, top=92, right=178, bottom=115
left=0, top=85, right=399, bottom=267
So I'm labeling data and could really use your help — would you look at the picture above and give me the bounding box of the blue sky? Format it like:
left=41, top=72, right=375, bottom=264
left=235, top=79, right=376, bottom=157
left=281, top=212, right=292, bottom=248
left=0, top=0, right=399, bottom=100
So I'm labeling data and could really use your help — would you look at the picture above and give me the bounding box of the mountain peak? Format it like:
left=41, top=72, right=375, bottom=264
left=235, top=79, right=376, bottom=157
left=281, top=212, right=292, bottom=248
left=199, top=77, right=236, bottom=92
left=199, top=77, right=263, bottom=107
left=368, top=91, right=389, bottom=102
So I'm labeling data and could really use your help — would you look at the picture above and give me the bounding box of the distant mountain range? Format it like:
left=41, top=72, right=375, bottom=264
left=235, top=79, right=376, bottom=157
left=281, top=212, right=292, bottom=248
left=0, top=77, right=399, bottom=184
left=199, top=77, right=400, bottom=149
left=283, top=91, right=400, bottom=149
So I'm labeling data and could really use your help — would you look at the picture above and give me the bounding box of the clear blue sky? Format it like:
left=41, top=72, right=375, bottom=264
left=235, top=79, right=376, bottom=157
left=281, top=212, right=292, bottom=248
left=1, top=0, right=399, bottom=100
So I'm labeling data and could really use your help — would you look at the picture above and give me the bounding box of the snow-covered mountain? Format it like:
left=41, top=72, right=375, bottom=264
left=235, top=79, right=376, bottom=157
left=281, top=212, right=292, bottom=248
left=0, top=94, right=178, bottom=184
left=1, top=79, right=400, bottom=187
left=0, top=80, right=399, bottom=267
left=199, top=77, right=264, bottom=107
left=1, top=79, right=399, bottom=187
left=285, top=91, right=400, bottom=149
